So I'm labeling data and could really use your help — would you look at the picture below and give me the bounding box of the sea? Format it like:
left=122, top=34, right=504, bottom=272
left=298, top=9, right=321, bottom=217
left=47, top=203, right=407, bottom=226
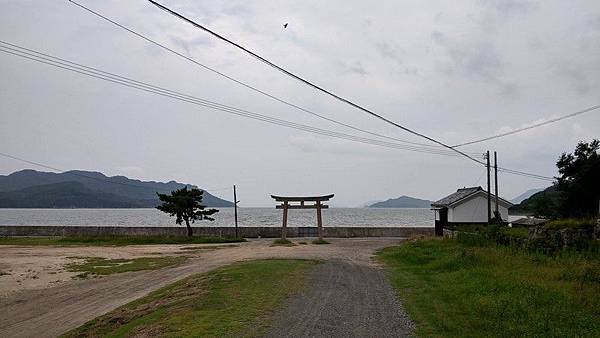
left=0, top=208, right=437, bottom=227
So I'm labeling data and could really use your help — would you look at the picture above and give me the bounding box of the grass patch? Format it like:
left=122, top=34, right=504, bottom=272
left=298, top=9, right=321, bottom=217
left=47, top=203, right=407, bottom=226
left=0, top=236, right=246, bottom=246
left=179, top=244, right=239, bottom=251
left=66, top=256, right=188, bottom=278
left=545, top=218, right=596, bottom=230
left=446, top=223, right=489, bottom=232
left=502, top=226, right=529, bottom=238
left=62, top=259, right=317, bottom=338
left=311, top=239, right=330, bottom=245
left=377, top=237, right=600, bottom=337
left=271, top=239, right=295, bottom=246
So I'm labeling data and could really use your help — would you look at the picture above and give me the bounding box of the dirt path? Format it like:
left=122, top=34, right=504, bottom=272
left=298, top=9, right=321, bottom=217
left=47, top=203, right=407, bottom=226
left=0, top=238, right=406, bottom=337
left=264, top=260, right=413, bottom=338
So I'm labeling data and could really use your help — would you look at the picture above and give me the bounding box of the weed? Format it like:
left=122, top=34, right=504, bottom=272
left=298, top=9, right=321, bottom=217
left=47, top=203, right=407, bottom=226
left=66, top=256, right=187, bottom=277
left=62, top=260, right=317, bottom=337
left=271, top=239, right=295, bottom=246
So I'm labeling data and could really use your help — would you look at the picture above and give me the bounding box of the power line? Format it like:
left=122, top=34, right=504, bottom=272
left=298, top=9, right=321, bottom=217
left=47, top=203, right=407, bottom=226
left=0, top=151, right=233, bottom=192
left=145, top=0, right=485, bottom=165
left=453, top=105, right=600, bottom=148
left=0, top=41, right=474, bottom=158
left=64, top=1, right=560, bottom=181
left=497, top=167, right=554, bottom=182
left=66, top=0, right=450, bottom=151
left=0, top=41, right=554, bottom=181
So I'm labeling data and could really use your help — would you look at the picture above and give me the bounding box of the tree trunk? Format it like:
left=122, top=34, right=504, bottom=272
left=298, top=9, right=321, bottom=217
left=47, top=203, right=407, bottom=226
left=185, top=218, right=192, bottom=237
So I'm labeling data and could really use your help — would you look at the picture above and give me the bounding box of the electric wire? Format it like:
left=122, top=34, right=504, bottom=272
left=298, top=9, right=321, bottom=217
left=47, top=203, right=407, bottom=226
left=0, top=42, right=474, bottom=158
left=65, top=1, right=562, bottom=180
left=0, top=41, right=555, bottom=181
left=131, top=0, right=489, bottom=165
left=453, top=105, right=600, bottom=147
left=66, top=0, right=451, bottom=151
left=0, top=151, right=196, bottom=189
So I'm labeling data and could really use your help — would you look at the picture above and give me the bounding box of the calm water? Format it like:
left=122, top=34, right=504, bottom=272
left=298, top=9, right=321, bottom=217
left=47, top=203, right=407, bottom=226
left=0, top=208, right=435, bottom=227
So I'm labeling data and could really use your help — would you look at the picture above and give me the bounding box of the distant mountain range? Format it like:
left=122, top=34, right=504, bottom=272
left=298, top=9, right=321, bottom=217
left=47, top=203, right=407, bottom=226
left=510, top=188, right=546, bottom=204
left=0, top=169, right=233, bottom=208
left=510, top=185, right=559, bottom=215
left=369, top=196, right=432, bottom=208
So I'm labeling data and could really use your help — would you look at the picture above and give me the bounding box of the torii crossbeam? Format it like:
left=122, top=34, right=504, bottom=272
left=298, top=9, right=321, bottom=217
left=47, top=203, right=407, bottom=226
left=271, top=194, right=334, bottom=241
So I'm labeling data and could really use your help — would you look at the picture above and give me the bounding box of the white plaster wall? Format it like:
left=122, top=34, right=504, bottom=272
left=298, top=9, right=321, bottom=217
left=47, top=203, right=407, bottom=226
left=449, top=195, right=509, bottom=222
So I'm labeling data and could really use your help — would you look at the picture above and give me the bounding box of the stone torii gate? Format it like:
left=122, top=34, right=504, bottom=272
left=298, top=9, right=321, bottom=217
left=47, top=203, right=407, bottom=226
left=271, top=194, right=334, bottom=241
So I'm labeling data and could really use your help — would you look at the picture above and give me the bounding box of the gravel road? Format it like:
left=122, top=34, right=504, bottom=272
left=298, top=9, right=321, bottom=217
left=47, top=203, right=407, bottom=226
left=0, top=238, right=411, bottom=337
left=264, top=260, right=413, bottom=338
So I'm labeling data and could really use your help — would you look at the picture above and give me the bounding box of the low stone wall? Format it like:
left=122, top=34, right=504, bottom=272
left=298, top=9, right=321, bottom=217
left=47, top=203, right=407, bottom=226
left=0, top=226, right=433, bottom=238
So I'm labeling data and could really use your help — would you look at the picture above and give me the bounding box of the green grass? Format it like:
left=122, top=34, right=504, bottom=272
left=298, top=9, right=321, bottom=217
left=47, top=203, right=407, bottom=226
left=62, top=259, right=317, bottom=338
left=446, top=223, right=489, bottom=232
left=545, top=218, right=597, bottom=230
left=311, top=239, right=330, bottom=245
left=66, top=256, right=188, bottom=278
left=377, top=237, right=600, bottom=337
left=271, top=238, right=295, bottom=246
left=0, top=235, right=246, bottom=246
left=502, top=226, right=530, bottom=238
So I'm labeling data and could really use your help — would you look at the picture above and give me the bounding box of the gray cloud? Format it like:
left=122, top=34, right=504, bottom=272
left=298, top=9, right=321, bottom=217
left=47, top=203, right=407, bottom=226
left=431, top=30, right=505, bottom=83
left=0, top=0, right=598, bottom=206
left=483, top=0, right=538, bottom=19
left=346, top=61, right=367, bottom=76
left=559, top=66, right=592, bottom=96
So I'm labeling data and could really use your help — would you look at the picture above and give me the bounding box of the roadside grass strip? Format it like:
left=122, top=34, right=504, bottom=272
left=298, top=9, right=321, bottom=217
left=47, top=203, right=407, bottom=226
left=377, top=237, right=600, bottom=337
left=0, top=235, right=245, bottom=246
left=62, top=259, right=317, bottom=337
left=66, top=256, right=188, bottom=278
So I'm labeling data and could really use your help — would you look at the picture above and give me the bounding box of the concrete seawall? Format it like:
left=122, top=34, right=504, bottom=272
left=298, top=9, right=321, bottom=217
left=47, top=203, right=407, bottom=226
left=0, top=226, right=433, bottom=238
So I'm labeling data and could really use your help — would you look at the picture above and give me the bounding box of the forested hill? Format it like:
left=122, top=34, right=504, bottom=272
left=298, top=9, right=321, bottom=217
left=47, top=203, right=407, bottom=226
left=369, top=196, right=432, bottom=208
left=509, top=185, right=560, bottom=215
left=0, top=169, right=233, bottom=208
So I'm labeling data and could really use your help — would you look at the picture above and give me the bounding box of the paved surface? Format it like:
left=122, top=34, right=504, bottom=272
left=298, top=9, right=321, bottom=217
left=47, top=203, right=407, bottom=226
left=264, top=260, right=413, bottom=338
left=0, top=238, right=411, bottom=337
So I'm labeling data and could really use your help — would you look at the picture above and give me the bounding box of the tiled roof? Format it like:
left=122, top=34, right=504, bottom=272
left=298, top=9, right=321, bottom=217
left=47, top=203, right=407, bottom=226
left=431, top=186, right=483, bottom=208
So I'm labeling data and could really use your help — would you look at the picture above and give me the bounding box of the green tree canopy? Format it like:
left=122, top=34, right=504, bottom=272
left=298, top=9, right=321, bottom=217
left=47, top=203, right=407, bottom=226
left=556, top=139, right=600, bottom=217
left=156, top=187, right=218, bottom=236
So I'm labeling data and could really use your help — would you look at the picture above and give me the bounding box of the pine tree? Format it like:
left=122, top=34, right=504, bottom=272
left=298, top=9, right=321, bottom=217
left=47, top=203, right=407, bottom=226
left=156, top=187, right=218, bottom=237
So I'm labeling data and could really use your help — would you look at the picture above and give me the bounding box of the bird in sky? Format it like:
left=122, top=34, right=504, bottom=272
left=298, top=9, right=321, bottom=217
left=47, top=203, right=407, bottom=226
left=283, top=23, right=288, bottom=28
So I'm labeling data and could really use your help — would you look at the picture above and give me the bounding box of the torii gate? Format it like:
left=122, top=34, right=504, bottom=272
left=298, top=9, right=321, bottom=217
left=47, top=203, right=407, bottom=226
left=271, top=194, right=334, bottom=241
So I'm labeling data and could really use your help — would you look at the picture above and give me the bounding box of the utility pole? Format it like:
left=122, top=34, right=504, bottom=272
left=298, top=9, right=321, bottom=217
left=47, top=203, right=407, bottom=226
left=233, top=185, right=239, bottom=238
left=486, top=150, right=491, bottom=224
left=494, top=151, right=499, bottom=218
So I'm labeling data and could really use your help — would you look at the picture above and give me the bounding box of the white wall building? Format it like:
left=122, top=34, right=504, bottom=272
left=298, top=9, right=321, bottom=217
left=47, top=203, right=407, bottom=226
left=431, top=186, right=512, bottom=223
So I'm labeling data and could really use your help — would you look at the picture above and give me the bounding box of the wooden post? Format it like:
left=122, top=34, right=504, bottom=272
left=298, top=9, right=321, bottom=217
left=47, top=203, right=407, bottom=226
left=486, top=150, right=491, bottom=224
left=316, top=201, right=323, bottom=240
left=233, top=185, right=238, bottom=238
left=281, top=201, right=288, bottom=240
left=436, top=208, right=447, bottom=236
left=494, top=152, right=499, bottom=218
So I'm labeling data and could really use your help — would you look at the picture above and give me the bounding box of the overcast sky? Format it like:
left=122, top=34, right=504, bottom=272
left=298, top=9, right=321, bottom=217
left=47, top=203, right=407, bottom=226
left=1, top=0, right=599, bottom=207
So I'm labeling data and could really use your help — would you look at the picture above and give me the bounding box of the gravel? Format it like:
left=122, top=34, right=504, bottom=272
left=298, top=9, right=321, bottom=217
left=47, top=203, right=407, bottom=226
left=263, top=260, right=414, bottom=338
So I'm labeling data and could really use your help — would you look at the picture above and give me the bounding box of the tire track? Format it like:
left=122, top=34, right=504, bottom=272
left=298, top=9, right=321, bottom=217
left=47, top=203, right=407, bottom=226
left=263, top=260, right=414, bottom=338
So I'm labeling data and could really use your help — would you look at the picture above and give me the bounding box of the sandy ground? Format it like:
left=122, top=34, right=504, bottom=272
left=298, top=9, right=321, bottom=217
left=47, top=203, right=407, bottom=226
left=0, top=238, right=405, bottom=337
left=0, top=243, right=232, bottom=296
